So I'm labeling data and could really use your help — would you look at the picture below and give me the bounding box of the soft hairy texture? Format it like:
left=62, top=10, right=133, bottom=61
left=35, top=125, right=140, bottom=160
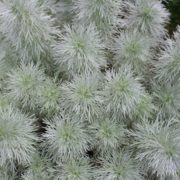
left=0, top=107, right=37, bottom=171
left=37, top=78, right=61, bottom=116
left=153, top=82, right=180, bottom=119
left=90, top=118, right=125, bottom=152
left=103, top=65, right=145, bottom=120
left=74, top=0, right=122, bottom=37
left=129, top=119, right=180, bottom=179
left=155, top=27, right=180, bottom=83
left=0, top=95, right=10, bottom=110
left=22, top=154, right=54, bottom=180
left=60, top=74, right=103, bottom=122
left=43, top=0, right=74, bottom=24
left=122, top=0, right=169, bottom=38
left=0, top=0, right=179, bottom=179
left=55, top=157, right=93, bottom=180
left=113, top=30, right=153, bottom=74
left=0, top=37, right=18, bottom=79
left=133, top=93, right=155, bottom=121
left=6, top=63, right=45, bottom=109
left=96, top=151, right=142, bottom=180
left=43, top=114, right=91, bottom=161
left=55, top=25, right=106, bottom=76
left=0, top=167, right=17, bottom=180
left=0, top=0, right=56, bottom=62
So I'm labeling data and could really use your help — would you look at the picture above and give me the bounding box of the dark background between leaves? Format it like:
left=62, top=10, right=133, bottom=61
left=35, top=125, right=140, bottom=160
left=164, top=0, right=180, bottom=34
